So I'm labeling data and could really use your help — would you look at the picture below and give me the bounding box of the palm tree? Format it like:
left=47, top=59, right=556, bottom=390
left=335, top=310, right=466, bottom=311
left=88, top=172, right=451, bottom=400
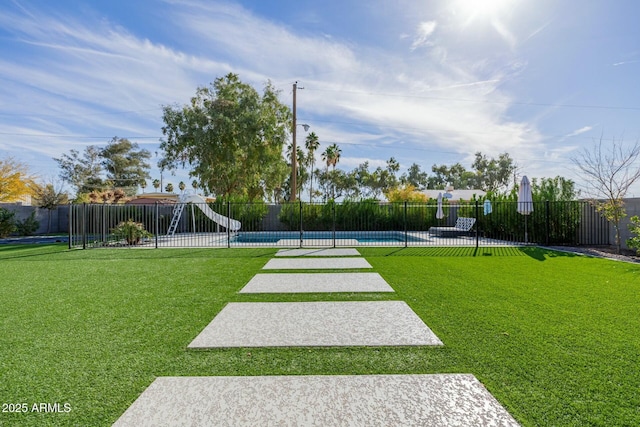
left=139, top=180, right=147, bottom=194
left=165, top=183, right=174, bottom=193
left=321, top=144, right=341, bottom=200
left=179, top=181, right=186, bottom=193
left=152, top=179, right=160, bottom=192
left=192, top=180, right=198, bottom=191
left=327, top=143, right=341, bottom=171
left=305, top=132, right=320, bottom=203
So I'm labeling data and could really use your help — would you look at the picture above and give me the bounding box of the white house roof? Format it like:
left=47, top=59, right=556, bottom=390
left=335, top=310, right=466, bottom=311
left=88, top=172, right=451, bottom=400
left=422, top=189, right=486, bottom=201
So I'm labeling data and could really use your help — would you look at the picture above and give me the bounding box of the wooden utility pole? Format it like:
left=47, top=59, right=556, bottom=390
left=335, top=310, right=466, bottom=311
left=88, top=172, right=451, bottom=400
left=291, top=81, right=297, bottom=202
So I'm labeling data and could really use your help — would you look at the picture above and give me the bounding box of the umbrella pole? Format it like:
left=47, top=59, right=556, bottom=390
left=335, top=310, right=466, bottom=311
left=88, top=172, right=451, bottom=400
left=524, top=215, right=528, bottom=244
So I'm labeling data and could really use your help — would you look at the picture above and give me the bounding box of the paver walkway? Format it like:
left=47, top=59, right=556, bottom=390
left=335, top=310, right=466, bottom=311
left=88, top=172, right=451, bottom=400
left=115, top=250, right=520, bottom=426
left=262, top=257, right=372, bottom=270
left=113, top=374, right=520, bottom=427
left=240, top=272, right=394, bottom=293
left=275, top=248, right=361, bottom=256
left=188, top=301, right=443, bottom=348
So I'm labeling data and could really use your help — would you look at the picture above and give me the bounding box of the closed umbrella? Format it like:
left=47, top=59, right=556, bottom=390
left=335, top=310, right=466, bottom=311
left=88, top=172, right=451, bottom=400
left=436, top=192, right=445, bottom=220
left=517, top=176, right=533, bottom=243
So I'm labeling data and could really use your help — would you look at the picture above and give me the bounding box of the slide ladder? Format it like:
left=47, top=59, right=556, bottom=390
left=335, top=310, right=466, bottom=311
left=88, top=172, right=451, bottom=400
left=166, top=202, right=186, bottom=236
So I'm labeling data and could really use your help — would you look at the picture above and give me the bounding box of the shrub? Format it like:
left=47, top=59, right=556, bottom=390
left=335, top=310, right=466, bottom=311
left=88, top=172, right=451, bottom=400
left=627, top=215, right=640, bottom=255
left=0, top=208, right=16, bottom=238
left=15, top=211, right=39, bottom=236
left=212, top=196, right=269, bottom=231
left=111, top=219, right=152, bottom=245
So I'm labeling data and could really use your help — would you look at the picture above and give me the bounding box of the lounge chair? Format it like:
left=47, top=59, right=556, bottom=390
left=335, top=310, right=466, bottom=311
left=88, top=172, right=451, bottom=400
left=429, top=217, right=476, bottom=237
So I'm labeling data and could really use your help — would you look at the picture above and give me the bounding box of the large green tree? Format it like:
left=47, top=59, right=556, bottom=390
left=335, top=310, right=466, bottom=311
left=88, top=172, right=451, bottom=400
left=159, top=73, right=291, bottom=200
left=472, top=152, right=516, bottom=192
left=427, top=163, right=475, bottom=189
left=400, top=163, right=429, bottom=190
left=101, top=137, right=151, bottom=195
left=54, top=146, right=103, bottom=195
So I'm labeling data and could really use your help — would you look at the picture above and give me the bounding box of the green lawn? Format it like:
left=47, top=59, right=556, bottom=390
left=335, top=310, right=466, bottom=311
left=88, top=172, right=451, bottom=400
left=0, top=245, right=638, bottom=426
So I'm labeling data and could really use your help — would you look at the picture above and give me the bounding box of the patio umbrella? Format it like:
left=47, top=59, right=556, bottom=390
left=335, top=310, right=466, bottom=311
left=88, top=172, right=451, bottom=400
left=436, top=192, right=445, bottom=220
left=517, top=175, right=533, bottom=243
left=483, top=199, right=492, bottom=215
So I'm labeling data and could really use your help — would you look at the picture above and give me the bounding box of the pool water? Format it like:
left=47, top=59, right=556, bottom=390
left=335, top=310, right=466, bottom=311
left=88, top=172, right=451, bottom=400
left=231, top=231, right=425, bottom=243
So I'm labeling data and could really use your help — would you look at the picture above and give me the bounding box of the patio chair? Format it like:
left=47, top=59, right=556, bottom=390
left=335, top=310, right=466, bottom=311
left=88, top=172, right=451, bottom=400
left=428, top=217, right=476, bottom=237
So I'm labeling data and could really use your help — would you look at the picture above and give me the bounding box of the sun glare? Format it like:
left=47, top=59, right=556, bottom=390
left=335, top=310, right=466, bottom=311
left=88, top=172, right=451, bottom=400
left=456, top=0, right=511, bottom=19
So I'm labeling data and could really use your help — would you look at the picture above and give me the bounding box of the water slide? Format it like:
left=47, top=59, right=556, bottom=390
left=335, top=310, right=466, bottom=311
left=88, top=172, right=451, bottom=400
left=176, top=194, right=241, bottom=232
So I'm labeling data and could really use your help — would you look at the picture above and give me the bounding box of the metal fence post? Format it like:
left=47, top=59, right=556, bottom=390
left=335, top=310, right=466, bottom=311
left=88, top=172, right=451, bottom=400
left=82, top=203, right=87, bottom=250
left=227, top=201, right=231, bottom=249
left=68, top=202, right=73, bottom=249
left=299, top=201, right=303, bottom=248
left=155, top=202, right=159, bottom=249
left=332, top=202, right=336, bottom=248
left=475, top=200, right=479, bottom=250
left=404, top=201, right=408, bottom=248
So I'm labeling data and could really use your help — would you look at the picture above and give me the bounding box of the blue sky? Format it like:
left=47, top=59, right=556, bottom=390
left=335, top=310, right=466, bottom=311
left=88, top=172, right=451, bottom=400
left=1, top=0, right=639, bottom=197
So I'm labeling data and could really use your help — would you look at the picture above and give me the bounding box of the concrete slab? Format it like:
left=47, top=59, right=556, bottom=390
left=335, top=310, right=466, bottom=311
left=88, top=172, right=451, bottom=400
left=188, top=301, right=442, bottom=348
left=113, top=374, right=520, bottom=427
left=276, top=238, right=359, bottom=246
left=262, top=258, right=372, bottom=270
left=239, top=273, right=394, bottom=293
left=275, top=248, right=361, bottom=257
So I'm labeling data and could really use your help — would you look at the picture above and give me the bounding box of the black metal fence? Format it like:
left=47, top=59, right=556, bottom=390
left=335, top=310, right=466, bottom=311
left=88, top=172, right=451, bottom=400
left=68, top=200, right=610, bottom=249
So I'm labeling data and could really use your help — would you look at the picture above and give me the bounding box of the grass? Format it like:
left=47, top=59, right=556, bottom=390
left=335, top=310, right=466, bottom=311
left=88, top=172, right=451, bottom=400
left=0, top=244, right=638, bottom=426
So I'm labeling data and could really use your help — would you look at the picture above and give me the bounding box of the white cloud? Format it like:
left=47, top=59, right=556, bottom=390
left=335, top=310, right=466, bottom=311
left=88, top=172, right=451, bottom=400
left=558, top=126, right=594, bottom=142
left=0, top=0, right=552, bottom=187
left=411, top=21, right=438, bottom=51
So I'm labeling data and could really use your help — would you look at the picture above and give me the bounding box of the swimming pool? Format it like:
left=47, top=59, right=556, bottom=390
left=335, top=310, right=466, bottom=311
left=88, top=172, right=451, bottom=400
left=231, top=231, right=427, bottom=244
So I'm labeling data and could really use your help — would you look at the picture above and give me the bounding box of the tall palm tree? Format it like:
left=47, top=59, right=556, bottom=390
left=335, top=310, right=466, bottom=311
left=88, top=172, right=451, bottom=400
left=305, top=132, right=320, bottom=203
left=152, top=179, right=160, bottom=192
left=321, top=144, right=341, bottom=200
left=327, top=143, right=341, bottom=171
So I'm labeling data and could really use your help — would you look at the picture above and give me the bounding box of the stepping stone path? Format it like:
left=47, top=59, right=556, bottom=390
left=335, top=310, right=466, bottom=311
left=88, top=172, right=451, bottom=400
left=188, top=301, right=443, bottom=348
left=262, top=257, right=372, bottom=270
left=115, top=248, right=520, bottom=426
left=240, top=272, right=394, bottom=293
left=113, top=374, right=519, bottom=427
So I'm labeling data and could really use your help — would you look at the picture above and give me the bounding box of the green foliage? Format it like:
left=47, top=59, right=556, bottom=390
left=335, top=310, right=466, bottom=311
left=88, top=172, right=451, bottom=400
left=33, top=182, right=69, bottom=233
left=0, top=207, right=16, bottom=237
left=211, top=196, right=269, bottom=231
left=55, top=139, right=152, bottom=196
left=160, top=73, right=291, bottom=200
left=15, top=211, right=39, bottom=236
left=111, top=219, right=152, bottom=245
left=626, top=215, right=640, bottom=255
left=54, top=145, right=104, bottom=194
left=531, top=176, right=579, bottom=201
left=278, top=200, right=440, bottom=232
left=400, top=163, right=428, bottom=190
left=595, top=198, right=626, bottom=250
left=471, top=152, right=516, bottom=192
left=101, top=137, right=151, bottom=195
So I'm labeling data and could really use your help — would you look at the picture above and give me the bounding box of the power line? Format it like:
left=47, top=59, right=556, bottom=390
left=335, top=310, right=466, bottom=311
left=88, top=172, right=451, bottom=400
left=305, top=87, right=640, bottom=111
